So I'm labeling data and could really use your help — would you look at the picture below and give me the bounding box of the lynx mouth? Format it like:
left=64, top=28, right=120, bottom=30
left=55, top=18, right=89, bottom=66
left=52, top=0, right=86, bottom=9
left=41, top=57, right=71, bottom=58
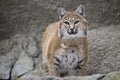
left=67, top=28, right=78, bottom=34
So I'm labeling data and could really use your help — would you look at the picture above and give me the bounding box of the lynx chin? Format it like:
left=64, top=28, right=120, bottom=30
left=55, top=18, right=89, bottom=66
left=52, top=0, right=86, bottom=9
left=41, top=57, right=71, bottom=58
left=41, top=4, right=88, bottom=77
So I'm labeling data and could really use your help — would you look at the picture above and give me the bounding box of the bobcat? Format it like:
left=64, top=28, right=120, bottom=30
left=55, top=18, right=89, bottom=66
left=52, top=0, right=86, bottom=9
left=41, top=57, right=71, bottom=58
left=41, top=4, right=88, bottom=77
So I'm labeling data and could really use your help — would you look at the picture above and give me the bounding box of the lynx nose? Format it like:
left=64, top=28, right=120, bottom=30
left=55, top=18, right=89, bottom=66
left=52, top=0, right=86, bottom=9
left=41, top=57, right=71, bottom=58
left=67, top=28, right=78, bottom=34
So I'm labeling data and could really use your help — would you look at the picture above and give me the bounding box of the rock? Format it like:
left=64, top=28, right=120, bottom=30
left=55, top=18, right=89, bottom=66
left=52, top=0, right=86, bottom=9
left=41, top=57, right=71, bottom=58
left=0, top=56, right=13, bottom=79
left=19, top=74, right=105, bottom=80
left=20, top=63, right=44, bottom=80
left=87, top=25, right=120, bottom=75
left=0, top=34, right=41, bottom=79
left=101, top=71, right=120, bottom=80
left=19, top=56, right=44, bottom=79
left=11, top=50, right=34, bottom=79
left=16, top=35, right=40, bottom=58
left=26, top=37, right=40, bottom=58
left=0, top=40, right=22, bottom=79
left=12, top=35, right=40, bottom=58
left=62, top=74, right=105, bottom=80
left=15, top=71, right=120, bottom=80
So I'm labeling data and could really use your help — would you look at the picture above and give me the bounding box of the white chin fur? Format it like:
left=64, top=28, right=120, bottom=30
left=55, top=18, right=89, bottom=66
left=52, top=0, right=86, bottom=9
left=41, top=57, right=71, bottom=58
left=62, top=29, right=86, bottom=39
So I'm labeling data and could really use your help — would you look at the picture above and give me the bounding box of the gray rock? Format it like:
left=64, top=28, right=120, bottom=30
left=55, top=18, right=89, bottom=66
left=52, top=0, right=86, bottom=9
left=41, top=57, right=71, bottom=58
left=26, top=37, right=40, bottom=58
left=20, top=56, right=44, bottom=79
left=0, top=56, right=13, bottom=79
left=12, top=35, right=40, bottom=58
left=62, top=74, right=105, bottom=80
left=79, top=74, right=105, bottom=80
left=87, top=25, right=120, bottom=75
left=0, top=40, right=22, bottom=79
left=101, top=71, right=120, bottom=80
left=20, top=63, right=43, bottom=80
left=19, top=74, right=105, bottom=80
left=11, top=50, right=34, bottom=79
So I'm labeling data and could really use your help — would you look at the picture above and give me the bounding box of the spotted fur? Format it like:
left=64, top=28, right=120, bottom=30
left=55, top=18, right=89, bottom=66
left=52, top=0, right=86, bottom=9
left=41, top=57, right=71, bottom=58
left=54, top=47, right=84, bottom=77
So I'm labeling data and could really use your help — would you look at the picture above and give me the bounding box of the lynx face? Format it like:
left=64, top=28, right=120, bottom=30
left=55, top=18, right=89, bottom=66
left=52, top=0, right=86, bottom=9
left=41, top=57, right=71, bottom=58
left=58, top=6, right=87, bottom=39
left=58, top=13, right=87, bottom=39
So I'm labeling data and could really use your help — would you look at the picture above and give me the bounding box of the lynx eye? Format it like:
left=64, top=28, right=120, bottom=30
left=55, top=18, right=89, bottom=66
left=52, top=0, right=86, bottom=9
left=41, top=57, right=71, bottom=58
left=74, top=21, right=79, bottom=24
left=64, top=21, right=69, bottom=25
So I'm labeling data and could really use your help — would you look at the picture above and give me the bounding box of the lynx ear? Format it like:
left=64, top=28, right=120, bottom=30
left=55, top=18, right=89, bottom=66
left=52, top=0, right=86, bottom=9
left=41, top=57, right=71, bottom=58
left=58, top=7, right=67, bottom=19
left=76, top=4, right=85, bottom=17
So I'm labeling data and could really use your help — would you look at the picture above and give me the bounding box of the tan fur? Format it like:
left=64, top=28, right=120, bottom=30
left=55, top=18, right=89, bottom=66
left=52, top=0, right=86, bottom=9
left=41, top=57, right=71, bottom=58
left=41, top=22, right=61, bottom=75
left=41, top=11, right=88, bottom=76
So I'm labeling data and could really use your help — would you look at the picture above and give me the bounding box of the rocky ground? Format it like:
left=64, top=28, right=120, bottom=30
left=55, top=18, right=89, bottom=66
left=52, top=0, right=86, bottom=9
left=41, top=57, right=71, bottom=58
left=0, top=24, right=120, bottom=80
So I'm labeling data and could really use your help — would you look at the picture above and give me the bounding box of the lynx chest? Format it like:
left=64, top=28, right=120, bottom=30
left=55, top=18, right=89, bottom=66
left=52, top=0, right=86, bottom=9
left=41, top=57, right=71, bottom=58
left=53, top=44, right=84, bottom=76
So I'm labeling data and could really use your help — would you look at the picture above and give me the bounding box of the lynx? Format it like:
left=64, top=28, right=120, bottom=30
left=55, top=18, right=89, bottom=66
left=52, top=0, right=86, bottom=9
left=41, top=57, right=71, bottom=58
left=41, top=4, right=88, bottom=77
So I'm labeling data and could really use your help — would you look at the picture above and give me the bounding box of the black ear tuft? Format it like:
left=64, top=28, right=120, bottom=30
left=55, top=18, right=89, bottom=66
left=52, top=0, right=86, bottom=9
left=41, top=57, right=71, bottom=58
left=76, top=4, right=85, bottom=17
left=58, top=7, right=67, bottom=19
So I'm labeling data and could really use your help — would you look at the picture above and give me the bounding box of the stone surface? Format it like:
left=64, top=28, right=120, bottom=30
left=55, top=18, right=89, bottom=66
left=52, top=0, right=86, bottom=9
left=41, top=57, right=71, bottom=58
left=19, top=74, right=105, bottom=80
left=26, top=37, right=40, bottom=58
left=19, top=71, right=120, bottom=80
left=20, top=63, right=43, bottom=79
left=87, top=25, right=120, bottom=75
left=20, top=55, right=44, bottom=79
left=0, top=39, right=22, bottom=79
left=0, top=56, right=13, bottom=79
left=0, top=34, right=41, bottom=79
left=101, top=71, right=120, bottom=80
left=11, top=50, right=34, bottom=79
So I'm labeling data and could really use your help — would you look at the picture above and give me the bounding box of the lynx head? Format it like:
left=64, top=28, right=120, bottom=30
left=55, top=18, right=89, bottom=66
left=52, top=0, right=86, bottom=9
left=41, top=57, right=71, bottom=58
left=58, top=5, right=88, bottom=39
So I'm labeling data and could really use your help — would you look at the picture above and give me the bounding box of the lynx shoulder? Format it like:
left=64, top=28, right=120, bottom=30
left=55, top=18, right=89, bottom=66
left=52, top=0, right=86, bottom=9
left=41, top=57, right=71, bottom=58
left=41, top=4, right=88, bottom=77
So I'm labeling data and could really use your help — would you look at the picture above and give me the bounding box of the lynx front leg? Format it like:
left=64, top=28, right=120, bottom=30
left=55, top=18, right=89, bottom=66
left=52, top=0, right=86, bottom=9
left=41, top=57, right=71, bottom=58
left=48, top=53, right=57, bottom=76
left=42, top=61, right=49, bottom=75
left=80, top=56, right=88, bottom=76
left=80, top=40, right=88, bottom=76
